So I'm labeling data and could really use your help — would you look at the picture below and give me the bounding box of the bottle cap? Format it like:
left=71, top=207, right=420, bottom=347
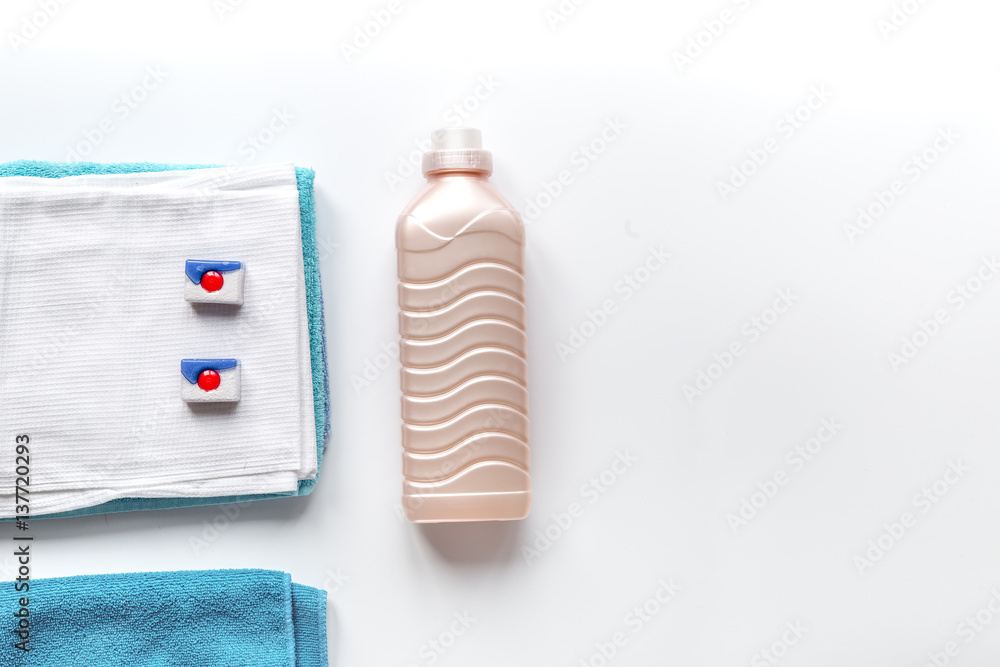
left=422, top=127, right=493, bottom=175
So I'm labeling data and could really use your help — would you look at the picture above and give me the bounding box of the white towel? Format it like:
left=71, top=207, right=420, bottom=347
left=0, top=164, right=317, bottom=516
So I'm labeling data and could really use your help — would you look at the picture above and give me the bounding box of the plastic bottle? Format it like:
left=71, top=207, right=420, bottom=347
left=396, top=128, right=530, bottom=522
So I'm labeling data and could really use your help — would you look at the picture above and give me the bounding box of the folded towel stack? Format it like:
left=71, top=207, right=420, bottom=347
left=0, top=569, right=327, bottom=666
left=0, top=162, right=329, bottom=518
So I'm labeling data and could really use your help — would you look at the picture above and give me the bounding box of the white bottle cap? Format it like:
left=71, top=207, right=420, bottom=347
left=431, top=127, right=482, bottom=150
left=422, top=127, right=493, bottom=175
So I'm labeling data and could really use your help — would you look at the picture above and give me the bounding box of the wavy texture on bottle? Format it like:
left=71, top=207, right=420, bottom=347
left=398, top=181, right=530, bottom=522
left=400, top=319, right=526, bottom=368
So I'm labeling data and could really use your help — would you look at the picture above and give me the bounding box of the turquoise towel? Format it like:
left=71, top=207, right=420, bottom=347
left=0, top=569, right=327, bottom=666
left=0, top=161, right=331, bottom=518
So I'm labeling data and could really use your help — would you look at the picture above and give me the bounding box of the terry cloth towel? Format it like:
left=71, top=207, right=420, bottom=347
left=0, top=569, right=328, bottom=667
left=0, top=162, right=330, bottom=518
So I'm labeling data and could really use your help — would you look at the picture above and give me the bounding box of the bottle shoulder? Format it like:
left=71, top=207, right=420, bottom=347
left=396, top=177, right=523, bottom=250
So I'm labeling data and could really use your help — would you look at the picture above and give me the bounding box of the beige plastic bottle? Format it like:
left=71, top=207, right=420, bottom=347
left=396, top=128, right=530, bottom=522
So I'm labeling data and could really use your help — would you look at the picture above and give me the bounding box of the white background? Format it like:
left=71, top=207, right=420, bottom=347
left=3, top=1, right=1000, bottom=665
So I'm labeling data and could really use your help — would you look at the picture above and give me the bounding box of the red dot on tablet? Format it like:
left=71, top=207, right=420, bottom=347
left=201, top=271, right=224, bottom=292
left=198, top=370, right=221, bottom=391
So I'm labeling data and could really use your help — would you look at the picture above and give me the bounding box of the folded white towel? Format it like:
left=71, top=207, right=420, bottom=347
left=0, top=164, right=317, bottom=516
